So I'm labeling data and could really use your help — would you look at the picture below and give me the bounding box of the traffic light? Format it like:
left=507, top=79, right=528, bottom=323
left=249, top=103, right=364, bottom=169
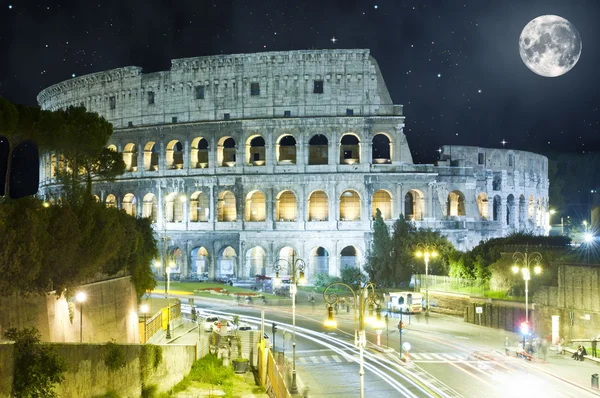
left=398, top=321, right=404, bottom=333
left=520, top=321, right=529, bottom=335
left=272, top=322, right=278, bottom=334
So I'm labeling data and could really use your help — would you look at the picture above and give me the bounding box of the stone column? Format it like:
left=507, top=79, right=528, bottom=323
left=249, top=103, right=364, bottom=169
left=397, top=183, right=404, bottom=217
left=209, top=136, right=216, bottom=168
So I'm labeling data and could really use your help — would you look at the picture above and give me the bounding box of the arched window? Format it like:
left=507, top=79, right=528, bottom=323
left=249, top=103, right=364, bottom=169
left=246, top=247, right=266, bottom=278
left=165, top=193, right=185, bottom=222
left=506, top=194, right=516, bottom=227
left=310, top=246, right=329, bottom=275
left=372, top=190, right=392, bottom=220
left=405, top=190, right=424, bottom=220
left=447, top=190, right=466, bottom=217
left=493, top=195, right=502, bottom=222
left=190, top=137, right=209, bottom=168
left=190, top=191, right=209, bottom=222
left=372, top=134, right=391, bottom=164
left=166, top=140, right=184, bottom=169
left=276, top=190, right=297, bottom=221
left=218, top=191, right=237, bottom=221
left=142, top=193, right=157, bottom=222
left=123, top=193, right=136, bottom=217
left=340, top=134, right=360, bottom=164
left=107, top=144, right=117, bottom=152
left=218, top=246, right=237, bottom=276
left=277, top=135, right=297, bottom=164
left=340, top=190, right=361, bottom=221
left=477, top=193, right=488, bottom=220
left=245, top=191, right=266, bottom=222
left=106, top=194, right=117, bottom=208
left=246, top=136, right=266, bottom=165
left=144, top=141, right=159, bottom=171
left=519, top=195, right=526, bottom=227
left=309, top=134, right=328, bottom=165
left=308, top=190, right=329, bottom=221
left=340, top=246, right=358, bottom=269
left=218, top=137, right=236, bottom=167
left=123, top=143, right=137, bottom=171
left=492, top=174, right=502, bottom=191
left=190, top=247, right=209, bottom=277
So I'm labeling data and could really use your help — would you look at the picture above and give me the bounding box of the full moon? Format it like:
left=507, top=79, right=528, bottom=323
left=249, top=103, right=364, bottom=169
left=519, top=15, right=582, bottom=77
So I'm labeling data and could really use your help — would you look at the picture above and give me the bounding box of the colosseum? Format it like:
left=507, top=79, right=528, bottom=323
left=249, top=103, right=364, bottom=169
left=37, top=49, right=549, bottom=281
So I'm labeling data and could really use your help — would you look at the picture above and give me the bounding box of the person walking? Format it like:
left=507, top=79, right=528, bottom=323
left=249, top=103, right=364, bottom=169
left=540, top=338, right=548, bottom=362
left=592, top=337, right=597, bottom=358
left=504, top=337, right=510, bottom=356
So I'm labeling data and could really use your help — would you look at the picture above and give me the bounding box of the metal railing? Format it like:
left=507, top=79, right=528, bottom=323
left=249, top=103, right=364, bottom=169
left=414, top=274, right=488, bottom=298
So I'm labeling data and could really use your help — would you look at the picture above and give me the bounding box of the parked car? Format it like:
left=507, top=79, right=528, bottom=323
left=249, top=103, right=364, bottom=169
left=200, top=315, right=220, bottom=332
left=238, top=322, right=252, bottom=331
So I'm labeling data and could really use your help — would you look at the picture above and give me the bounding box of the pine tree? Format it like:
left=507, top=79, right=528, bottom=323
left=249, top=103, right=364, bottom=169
left=365, top=208, right=391, bottom=285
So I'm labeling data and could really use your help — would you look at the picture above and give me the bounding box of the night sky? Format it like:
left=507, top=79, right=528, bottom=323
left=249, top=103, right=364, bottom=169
left=1, top=0, right=599, bottom=164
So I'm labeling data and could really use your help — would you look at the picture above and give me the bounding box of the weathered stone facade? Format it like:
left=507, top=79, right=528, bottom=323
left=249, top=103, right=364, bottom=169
left=37, top=49, right=549, bottom=281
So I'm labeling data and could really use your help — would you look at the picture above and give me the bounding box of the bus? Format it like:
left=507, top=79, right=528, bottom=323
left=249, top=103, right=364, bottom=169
left=387, top=292, right=423, bottom=314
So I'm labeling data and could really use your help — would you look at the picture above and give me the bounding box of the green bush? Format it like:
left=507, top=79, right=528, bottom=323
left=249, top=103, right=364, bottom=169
left=103, top=341, right=126, bottom=371
left=4, top=327, right=68, bottom=398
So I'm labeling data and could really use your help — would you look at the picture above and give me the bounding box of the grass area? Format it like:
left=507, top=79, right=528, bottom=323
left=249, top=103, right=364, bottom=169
left=154, top=281, right=282, bottom=300
left=151, top=354, right=264, bottom=398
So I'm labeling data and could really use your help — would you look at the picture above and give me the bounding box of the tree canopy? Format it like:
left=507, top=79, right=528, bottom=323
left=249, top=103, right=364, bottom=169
left=365, top=213, right=454, bottom=288
left=0, top=99, right=156, bottom=299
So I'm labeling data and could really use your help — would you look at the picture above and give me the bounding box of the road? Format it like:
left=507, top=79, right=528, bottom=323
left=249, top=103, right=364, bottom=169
left=168, top=293, right=600, bottom=398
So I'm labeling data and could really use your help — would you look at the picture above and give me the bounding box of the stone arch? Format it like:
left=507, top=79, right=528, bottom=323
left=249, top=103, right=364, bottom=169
left=217, top=190, right=237, bottom=221
left=506, top=194, right=516, bottom=227
left=142, top=193, right=157, bottom=221
left=493, top=195, right=502, bottom=222
left=308, top=134, right=328, bottom=165
left=106, top=194, right=117, bottom=208
left=92, top=195, right=100, bottom=203
left=190, top=137, right=209, bottom=168
left=310, top=246, right=330, bottom=276
left=340, top=190, right=361, bottom=221
left=246, top=135, right=266, bottom=165
left=340, top=133, right=360, bottom=164
left=218, top=137, right=236, bottom=167
left=165, top=192, right=185, bottom=222
left=372, top=189, right=393, bottom=220
left=167, top=246, right=184, bottom=275
left=190, top=246, right=209, bottom=277
left=166, top=140, right=184, bottom=169
left=276, top=190, right=297, bottom=221
left=107, top=144, right=117, bottom=152
left=245, top=190, right=266, bottom=221
left=218, top=246, right=237, bottom=277
left=405, top=189, right=425, bottom=221
left=447, top=190, right=466, bottom=217
left=123, top=143, right=137, bottom=171
left=340, top=246, right=359, bottom=269
left=372, top=133, right=391, bottom=164
left=278, top=246, right=298, bottom=267
left=246, top=246, right=266, bottom=278
left=123, top=193, right=136, bottom=217
left=190, top=191, right=209, bottom=222
left=308, top=190, right=329, bottom=221
left=477, top=192, right=488, bottom=220
left=519, top=194, right=526, bottom=227
left=143, top=141, right=159, bottom=171
left=277, top=134, right=297, bottom=164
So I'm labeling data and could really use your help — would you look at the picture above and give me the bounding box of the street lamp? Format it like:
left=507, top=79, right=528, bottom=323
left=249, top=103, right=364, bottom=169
left=322, top=274, right=382, bottom=398
left=75, top=291, right=87, bottom=343
left=140, top=304, right=149, bottom=343
left=512, top=249, right=542, bottom=325
left=415, top=244, right=438, bottom=315
left=272, top=254, right=306, bottom=394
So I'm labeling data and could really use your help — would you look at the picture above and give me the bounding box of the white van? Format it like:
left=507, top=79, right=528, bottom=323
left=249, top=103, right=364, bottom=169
left=387, top=292, right=423, bottom=314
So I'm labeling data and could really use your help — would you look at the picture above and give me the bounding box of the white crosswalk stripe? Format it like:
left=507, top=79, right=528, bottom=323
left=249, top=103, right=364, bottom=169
left=332, top=355, right=343, bottom=363
left=409, top=353, right=472, bottom=362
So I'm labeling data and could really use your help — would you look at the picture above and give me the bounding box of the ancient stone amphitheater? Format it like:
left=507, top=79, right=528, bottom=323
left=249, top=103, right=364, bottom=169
left=37, top=49, right=549, bottom=281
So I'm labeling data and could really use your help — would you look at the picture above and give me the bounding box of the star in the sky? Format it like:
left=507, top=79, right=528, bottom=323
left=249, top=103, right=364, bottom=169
left=501, top=139, right=507, bottom=147
left=437, top=73, right=441, bottom=78
left=8, top=4, right=12, bottom=9
left=331, top=37, right=338, bottom=44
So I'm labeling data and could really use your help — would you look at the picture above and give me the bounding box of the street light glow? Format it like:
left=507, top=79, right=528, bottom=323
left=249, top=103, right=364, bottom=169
left=584, top=233, right=593, bottom=243
left=75, top=291, right=87, bottom=303
left=534, top=265, right=542, bottom=274
left=324, top=306, right=337, bottom=328
left=512, top=265, right=520, bottom=274
left=140, top=304, right=149, bottom=314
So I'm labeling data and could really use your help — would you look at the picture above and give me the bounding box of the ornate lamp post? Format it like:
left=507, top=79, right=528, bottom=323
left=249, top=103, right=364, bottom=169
left=512, top=249, right=542, bottom=324
left=75, top=291, right=87, bottom=343
left=272, top=254, right=306, bottom=394
left=415, top=244, right=438, bottom=315
left=322, top=275, right=383, bottom=398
